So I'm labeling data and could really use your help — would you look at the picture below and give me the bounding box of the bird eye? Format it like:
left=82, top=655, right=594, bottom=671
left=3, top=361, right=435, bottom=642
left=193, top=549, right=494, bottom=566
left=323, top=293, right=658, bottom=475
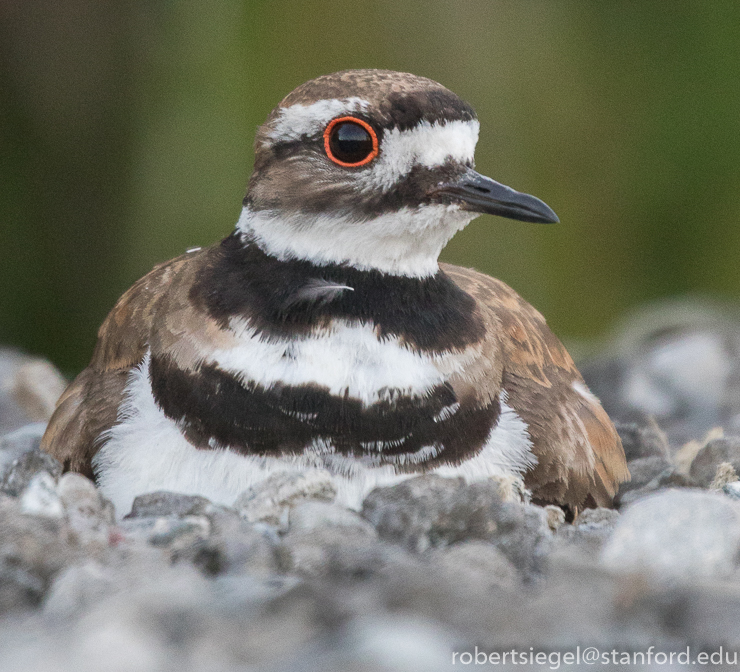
left=324, top=117, right=379, bottom=167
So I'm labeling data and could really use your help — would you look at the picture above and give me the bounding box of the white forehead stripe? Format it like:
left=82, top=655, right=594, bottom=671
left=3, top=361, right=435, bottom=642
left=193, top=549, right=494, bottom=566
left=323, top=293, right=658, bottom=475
left=267, top=97, right=370, bottom=143
left=361, top=119, right=479, bottom=192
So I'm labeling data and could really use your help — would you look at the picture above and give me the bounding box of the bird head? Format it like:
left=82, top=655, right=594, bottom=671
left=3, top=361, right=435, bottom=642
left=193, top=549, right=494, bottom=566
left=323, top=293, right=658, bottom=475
left=238, top=69, right=558, bottom=277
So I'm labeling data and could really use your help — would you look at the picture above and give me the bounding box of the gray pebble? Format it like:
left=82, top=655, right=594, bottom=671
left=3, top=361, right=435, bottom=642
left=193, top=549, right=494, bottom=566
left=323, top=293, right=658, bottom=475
left=172, top=510, right=284, bottom=577
left=135, top=515, right=211, bottom=549
left=615, top=420, right=670, bottom=460
left=602, top=489, right=740, bottom=581
left=0, top=350, right=66, bottom=434
left=20, top=472, right=64, bottom=518
left=690, top=436, right=740, bottom=487
left=617, top=465, right=693, bottom=506
left=555, top=507, right=620, bottom=558
left=362, top=476, right=500, bottom=553
left=362, top=475, right=551, bottom=578
left=234, top=469, right=336, bottom=528
left=619, top=455, right=672, bottom=493
left=0, top=495, right=76, bottom=613
left=57, top=473, right=114, bottom=552
left=723, top=481, right=740, bottom=501
left=0, top=424, right=61, bottom=497
left=288, top=500, right=376, bottom=536
left=283, top=525, right=407, bottom=580
left=429, top=541, right=520, bottom=591
left=127, top=491, right=216, bottom=519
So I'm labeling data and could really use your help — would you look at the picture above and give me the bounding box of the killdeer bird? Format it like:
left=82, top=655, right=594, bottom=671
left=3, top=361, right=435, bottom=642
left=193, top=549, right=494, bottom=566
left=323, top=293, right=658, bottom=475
left=42, top=69, right=629, bottom=515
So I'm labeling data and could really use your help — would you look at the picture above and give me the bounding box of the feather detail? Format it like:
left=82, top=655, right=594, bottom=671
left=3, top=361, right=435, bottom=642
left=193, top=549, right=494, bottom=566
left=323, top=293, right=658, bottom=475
left=281, top=278, right=354, bottom=310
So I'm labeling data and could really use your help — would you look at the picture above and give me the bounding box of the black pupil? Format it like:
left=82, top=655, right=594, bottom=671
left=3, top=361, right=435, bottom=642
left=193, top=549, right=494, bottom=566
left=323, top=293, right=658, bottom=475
left=329, top=122, right=373, bottom=164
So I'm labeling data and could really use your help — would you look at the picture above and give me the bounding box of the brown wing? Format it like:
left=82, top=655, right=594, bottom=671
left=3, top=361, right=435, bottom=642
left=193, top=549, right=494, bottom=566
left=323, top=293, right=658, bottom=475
left=41, top=248, right=213, bottom=476
left=441, top=263, right=629, bottom=509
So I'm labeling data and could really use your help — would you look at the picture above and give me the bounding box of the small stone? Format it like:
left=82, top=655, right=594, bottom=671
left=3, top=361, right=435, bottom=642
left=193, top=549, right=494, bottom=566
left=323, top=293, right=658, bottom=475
left=43, top=560, right=114, bottom=618
left=127, top=491, right=215, bottom=519
left=172, top=511, right=283, bottom=577
left=10, top=359, right=68, bottom=423
left=119, top=516, right=211, bottom=550
left=491, top=502, right=552, bottom=578
left=618, top=466, right=693, bottom=506
left=0, top=495, right=75, bottom=612
left=147, top=516, right=212, bottom=549
left=57, top=473, right=114, bottom=551
left=555, top=507, right=620, bottom=559
left=429, top=541, right=520, bottom=590
left=544, top=505, right=566, bottom=532
left=618, top=455, right=671, bottom=494
left=0, top=424, right=61, bottom=497
left=0, top=350, right=66, bottom=433
left=690, top=436, right=740, bottom=487
left=723, top=481, right=740, bottom=501
left=362, top=476, right=499, bottom=553
left=283, top=525, right=405, bottom=580
left=674, top=427, right=724, bottom=475
left=288, top=500, right=376, bottom=535
left=234, top=470, right=336, bottom=527
left=601, top=489, right=740, bottom=581
left=615, top=420, right=670, bottom=461
left=468, top=472, right=529, bottom=504
left=362, top=475, right=551, bottom=577
left=575, top=507, right=620, bottom=529
left=710, top=462, right=739, bottom=490
left=20, top=472, right=63, bottom=518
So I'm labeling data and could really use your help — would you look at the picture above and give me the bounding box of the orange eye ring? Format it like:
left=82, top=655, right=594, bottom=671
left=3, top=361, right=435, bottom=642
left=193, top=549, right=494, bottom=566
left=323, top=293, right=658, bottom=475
left=323, top=116, right=379, bottom=167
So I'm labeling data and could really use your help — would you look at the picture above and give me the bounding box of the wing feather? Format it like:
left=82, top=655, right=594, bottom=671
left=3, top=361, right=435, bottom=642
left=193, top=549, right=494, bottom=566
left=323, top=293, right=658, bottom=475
left=441, top=263, right=629, bottom=508
left=41, top=249, right=212, bottom=475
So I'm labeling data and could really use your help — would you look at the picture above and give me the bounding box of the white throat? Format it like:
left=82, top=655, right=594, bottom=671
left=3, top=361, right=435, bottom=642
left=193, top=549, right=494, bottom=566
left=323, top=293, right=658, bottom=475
left=236, top=205, right=477, bottom=278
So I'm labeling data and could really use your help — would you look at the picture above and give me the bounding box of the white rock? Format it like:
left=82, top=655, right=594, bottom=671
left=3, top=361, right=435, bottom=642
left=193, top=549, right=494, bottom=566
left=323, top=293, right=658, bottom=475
left=288, top=500, right=376, bottom=535
left=58, top=473, right=114, bottom=550
left=20, top=472, right=63, bottom=518
left=43, top=561, right=114, bottom=618
left=0, top=422, right=47, bottom=463
left=234, top=469, right=336, bottom=527
left=346, top=615, right=454, bottom=672
left=601, top=488, right=740, bottom=581
left=724, top=481, right=740, bottom=501
left=11, top=359, right=68, bottom=422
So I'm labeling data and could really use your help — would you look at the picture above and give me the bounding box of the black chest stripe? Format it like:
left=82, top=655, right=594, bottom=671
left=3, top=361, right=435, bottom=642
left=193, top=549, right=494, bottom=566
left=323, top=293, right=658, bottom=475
left=150, top=355, right=499, bottom=470
left=189, top=235, right=485, bottom=353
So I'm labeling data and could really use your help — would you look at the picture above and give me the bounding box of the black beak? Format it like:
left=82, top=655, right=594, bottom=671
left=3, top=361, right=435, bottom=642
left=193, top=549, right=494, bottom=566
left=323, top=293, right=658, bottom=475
left=431, top=168, right=559, bottom=224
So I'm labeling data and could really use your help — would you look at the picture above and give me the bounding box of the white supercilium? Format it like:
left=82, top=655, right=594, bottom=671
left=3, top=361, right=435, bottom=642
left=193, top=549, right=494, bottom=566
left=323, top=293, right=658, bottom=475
left=266, top=97, right=370, bottom=143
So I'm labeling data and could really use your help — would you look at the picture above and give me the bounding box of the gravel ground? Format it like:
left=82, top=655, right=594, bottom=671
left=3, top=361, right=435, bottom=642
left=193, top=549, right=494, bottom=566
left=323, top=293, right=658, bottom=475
left=2, top=304, right=740, bottom=672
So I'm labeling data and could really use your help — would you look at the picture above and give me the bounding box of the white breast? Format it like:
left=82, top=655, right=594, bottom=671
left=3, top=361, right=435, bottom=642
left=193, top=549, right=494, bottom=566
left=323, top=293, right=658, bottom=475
left=210, top=318, right=476, bottom=405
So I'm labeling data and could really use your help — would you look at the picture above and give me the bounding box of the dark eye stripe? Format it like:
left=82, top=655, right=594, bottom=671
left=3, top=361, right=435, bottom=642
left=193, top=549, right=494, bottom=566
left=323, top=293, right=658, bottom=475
left=323, top=116, right=379, bottom=167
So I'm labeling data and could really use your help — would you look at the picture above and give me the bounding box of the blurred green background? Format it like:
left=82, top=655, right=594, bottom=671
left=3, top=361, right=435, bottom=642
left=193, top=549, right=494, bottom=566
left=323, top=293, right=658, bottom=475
left=1, top=1, right=739, bottom=375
